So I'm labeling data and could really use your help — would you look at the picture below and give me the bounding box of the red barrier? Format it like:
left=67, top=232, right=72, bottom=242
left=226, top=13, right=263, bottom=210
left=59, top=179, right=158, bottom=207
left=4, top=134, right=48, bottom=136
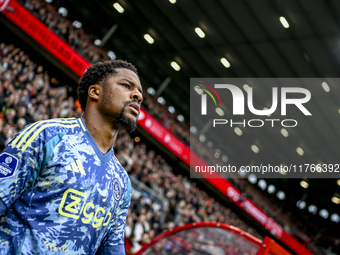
left=135, top=222, right=262, bottom=255
left=135, top=223, right=291, bottom=255
left=1, top=2, right=312, bottom=254
left=1, top=0, right=90, bottom=76
left=256, top=237, right=292, bottom=255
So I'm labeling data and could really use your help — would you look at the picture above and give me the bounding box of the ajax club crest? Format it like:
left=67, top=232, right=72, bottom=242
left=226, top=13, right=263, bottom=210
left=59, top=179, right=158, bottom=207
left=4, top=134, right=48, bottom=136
left=112, top=179, right=121, bottom=201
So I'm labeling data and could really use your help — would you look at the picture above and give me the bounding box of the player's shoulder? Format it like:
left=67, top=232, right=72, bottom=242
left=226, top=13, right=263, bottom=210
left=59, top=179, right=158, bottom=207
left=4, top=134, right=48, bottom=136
left=35, top=117, right=81, bottom=134
left=112, top=155, right=131, bottom=185
left=113, top=155, right=123, bottom=169
left=113, top=155, right=130, bottom=177
left=8, top=118, right=81, bottom=151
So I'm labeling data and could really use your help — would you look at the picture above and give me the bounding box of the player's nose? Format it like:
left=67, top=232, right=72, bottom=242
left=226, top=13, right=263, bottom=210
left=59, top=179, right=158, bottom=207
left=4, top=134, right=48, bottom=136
left=131, top=88, right=143, bottom=104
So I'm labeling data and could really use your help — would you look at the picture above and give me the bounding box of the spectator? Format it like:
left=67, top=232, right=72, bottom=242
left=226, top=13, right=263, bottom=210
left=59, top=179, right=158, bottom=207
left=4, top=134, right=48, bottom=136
left=133, top=214, right=147, bottom=244
left=139, top=233, right=150, bottom=251
left=0, top=123, right=11, bottom=151
left=16, top=118, right=26, bottom=131
left=16, top=106, right=33, bottom=124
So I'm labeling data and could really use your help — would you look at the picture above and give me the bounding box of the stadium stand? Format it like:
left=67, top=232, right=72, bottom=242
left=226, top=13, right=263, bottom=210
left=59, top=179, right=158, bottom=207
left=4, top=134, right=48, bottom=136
left=0, top=42, right=264, bottom=254
left=1, top=0, right=332, bottom=253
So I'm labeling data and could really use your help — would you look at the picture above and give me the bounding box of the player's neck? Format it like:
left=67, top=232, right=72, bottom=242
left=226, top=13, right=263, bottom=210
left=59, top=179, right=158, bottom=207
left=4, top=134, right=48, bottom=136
left=82, top=112, right=118, bottom=154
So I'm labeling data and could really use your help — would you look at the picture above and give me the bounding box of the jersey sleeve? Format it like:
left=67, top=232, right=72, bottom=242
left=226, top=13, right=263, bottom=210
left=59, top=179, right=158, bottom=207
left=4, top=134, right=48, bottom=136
left=97, top=176, right=132, bottom=255
left=0, top=122, right=51, bottom=215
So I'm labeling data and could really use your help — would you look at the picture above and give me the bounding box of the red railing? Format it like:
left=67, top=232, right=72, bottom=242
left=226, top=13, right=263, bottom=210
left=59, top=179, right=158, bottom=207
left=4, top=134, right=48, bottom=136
left=256, top=237, right=292, bottom=255
left=134, top=222, right=290, bottom=255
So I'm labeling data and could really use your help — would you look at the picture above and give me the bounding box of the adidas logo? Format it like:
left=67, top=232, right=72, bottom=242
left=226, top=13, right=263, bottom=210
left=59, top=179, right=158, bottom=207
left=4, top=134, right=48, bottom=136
left=66, top=160, right=86, bottom=175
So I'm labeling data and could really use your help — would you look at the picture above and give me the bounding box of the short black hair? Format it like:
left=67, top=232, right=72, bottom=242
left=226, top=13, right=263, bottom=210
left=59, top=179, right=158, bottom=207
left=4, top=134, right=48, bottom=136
left=77, top=60, right=138, bottom=111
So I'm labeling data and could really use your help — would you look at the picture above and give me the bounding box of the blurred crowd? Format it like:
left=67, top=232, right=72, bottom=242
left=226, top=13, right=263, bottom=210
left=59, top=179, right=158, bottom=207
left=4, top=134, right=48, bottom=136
left=0, top=42, right=262, bottom=254
left=140, top=94, right=326, bottom=255
left=19, top=0, right=220, bottom=167
left=0, top=42, right=82, bottom=151
left=0, top=38, right=325, bottom=254
left=115, top=131, right=263, bottom=253
left=22, top=0, right=108, bottom=64
left=2, top=0, right=335, bottom=253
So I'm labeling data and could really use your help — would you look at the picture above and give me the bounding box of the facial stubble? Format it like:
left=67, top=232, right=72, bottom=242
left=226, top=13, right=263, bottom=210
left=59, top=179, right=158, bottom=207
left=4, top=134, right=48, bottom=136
left=101, top=91, right=138, bottom=134
left=115, top=102, right=138, bottom=134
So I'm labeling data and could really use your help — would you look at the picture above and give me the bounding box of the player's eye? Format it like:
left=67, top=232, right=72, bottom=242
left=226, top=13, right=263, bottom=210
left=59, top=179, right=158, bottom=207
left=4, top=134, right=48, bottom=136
left=123, top=84, right=131, bottom=89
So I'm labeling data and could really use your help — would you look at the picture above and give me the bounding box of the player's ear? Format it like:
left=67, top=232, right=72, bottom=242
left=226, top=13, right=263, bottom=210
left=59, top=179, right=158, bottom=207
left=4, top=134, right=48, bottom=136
left=88, top=84, right=100, bottom=101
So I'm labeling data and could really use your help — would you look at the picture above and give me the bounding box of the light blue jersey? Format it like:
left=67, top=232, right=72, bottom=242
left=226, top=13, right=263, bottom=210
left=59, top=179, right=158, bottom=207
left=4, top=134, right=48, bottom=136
left=0, top=117, right=131, bottom=255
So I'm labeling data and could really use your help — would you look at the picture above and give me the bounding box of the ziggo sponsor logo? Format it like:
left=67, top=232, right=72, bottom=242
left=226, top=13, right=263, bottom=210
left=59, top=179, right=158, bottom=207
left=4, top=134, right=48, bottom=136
left=59, top=189, right=112, bottom=228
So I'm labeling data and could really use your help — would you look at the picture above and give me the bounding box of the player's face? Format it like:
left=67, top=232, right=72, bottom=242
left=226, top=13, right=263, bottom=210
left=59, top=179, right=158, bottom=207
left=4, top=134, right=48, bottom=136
left=99, top=68, right=143, bottom=133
